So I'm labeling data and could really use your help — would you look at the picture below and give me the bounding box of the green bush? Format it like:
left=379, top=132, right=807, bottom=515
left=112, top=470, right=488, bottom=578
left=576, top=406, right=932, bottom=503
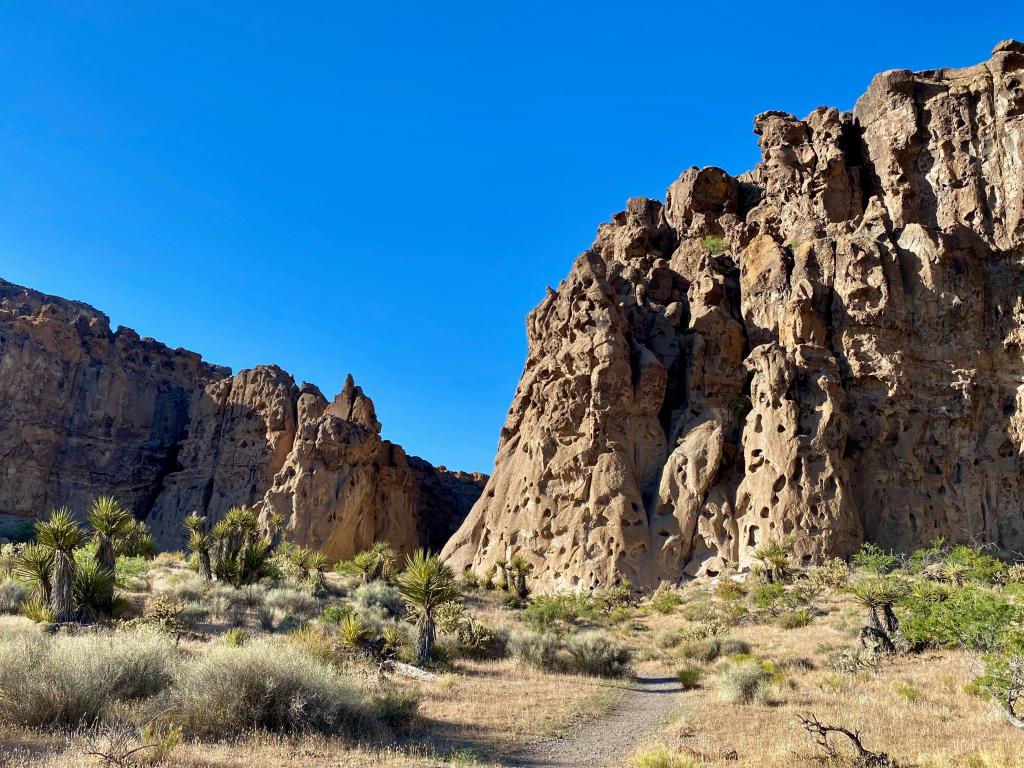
left=900, top=586, right=1020, bottom=651
left=21, top=596, right=55, bottom=624
left=320, top=603, right=354, bottom=624
left=676, top=666, right=702, bottom=690
left=523, top=593, right=599, bottom=631
left=0, top=627, right=177, bottom=727
left=72, top=558, right=115, bottom=622
left=852, top=543, right=900, bottom=574
left=701, top=235, right=726, bottom=255
left=172, top=639, right=372, bottom=738
left=943, top=546, right=1008, bottom=585
left=975, top=628, right=1024, bottom=725
left=564, top=632, right=631, bottom=678
left=114, top=554, right=150, bottom=591
left=649, top=590, right=683, bottom=615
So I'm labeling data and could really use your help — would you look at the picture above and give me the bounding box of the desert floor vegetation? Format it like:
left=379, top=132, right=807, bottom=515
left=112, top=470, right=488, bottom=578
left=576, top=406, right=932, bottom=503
left=0, top=511, right=1021, bottom=767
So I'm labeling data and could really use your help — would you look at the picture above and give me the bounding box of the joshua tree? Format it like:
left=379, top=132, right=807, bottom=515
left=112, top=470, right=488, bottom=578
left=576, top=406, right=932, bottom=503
left=752, top=537, right=794, bottom=584
left=397, top=550, right=460, bottom=666
left=508, top=555, right=532, bottom=600
left=35, top=507, right=88, bottom=622
left=308, top=551, right=328, bottom=594
left=15, top=543, right=54, bottom=603
left=850, top=577, right=907, bottom=654
left=88, top=496, right=131, bottom=612
left=184, top=513, right=212, bottom=580
left=495, top=558, right=509, bottom=591
left=368, top=542, right=397, bottom=582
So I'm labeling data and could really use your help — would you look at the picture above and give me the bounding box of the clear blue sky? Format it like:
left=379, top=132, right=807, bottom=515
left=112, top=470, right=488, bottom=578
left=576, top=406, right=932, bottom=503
left=1, top=3, right=1021, bottom=474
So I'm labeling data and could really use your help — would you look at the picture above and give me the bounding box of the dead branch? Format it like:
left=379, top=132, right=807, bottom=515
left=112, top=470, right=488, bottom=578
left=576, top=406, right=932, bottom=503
left=798, top=714, right=900, bottom=767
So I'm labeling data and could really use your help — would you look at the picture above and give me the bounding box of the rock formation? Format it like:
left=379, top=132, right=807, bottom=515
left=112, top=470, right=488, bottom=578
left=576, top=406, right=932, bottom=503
left=0, top=279, right=485, bottom=558
left=443, top=42, right=1024, bottom=590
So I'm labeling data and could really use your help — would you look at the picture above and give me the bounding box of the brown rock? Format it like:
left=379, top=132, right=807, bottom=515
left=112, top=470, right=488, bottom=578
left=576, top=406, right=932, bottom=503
left=0, top=280, right=485, bottom=560
left=444, top=42, right=1024, bottom=589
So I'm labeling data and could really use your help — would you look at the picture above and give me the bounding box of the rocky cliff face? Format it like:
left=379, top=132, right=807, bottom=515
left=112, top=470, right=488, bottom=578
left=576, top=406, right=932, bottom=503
left=442, top=42, right=1024, bottom=590
left=0, top=280, right=484, bottom=558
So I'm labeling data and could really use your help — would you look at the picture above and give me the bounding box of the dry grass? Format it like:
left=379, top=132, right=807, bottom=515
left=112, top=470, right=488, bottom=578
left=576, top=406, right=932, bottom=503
left=623, top=590, right=1024, bottom=768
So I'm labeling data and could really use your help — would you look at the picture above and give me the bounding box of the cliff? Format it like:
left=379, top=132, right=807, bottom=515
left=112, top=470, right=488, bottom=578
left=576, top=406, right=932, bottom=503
left=442, top=41, right=1024, bottom=590
left=0, top=279, right=484, bottom=558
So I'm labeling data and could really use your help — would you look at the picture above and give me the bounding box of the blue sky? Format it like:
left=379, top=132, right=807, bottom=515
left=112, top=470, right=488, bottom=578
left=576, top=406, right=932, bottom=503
left=1, top=3, right=1021, bottom=474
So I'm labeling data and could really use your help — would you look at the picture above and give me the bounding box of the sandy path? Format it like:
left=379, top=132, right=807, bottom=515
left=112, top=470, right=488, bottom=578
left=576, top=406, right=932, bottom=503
left=505, top=675, right=682, bottom=767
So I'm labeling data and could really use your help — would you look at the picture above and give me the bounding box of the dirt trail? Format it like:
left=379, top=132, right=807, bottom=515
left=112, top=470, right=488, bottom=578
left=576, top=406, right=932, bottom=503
left=506, top=675, right=683, bottom=768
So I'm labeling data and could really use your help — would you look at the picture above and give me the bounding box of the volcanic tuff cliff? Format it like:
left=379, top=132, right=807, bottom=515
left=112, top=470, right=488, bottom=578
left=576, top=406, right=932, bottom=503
left=442, top=42, right=1024, bottom=591
left=0, top=279, right=485, bottom=558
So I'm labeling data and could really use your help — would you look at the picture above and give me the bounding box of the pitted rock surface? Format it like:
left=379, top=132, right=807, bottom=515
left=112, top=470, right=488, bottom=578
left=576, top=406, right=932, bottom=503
left=443, top=43, right=1024, bottom=590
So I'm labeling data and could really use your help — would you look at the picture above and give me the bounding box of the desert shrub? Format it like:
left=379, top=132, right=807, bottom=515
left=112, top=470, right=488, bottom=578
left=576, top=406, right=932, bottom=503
left=266, top=586, right=319, bottom=617
left=749, top=582, right=804, bottom=617
left=564, top=632, right=631, bottom=678
left=224, top=627, right=248, bottom=647
left=719, top=637, right=751, bottom=655
left=178, top=601, right=209, bottom=626
left=852, top=543, right=900, bottom=574
left=778, top=608, right=813, bottom=629
left=1005, top=564, right=1024, bottom=585
left=893, top=681, right=923, bottom=703
left=824, top=645, right=879, bottom=673
left=371, top=687, right=420, bottom=729
left=649, top=590, right=683, bottom=615
left=678, top=638, right=722, bottom=663
left=631, top=745, right=697, bottom=768
left=114, top=555, right=150, bottom=591
left=455, top=618, right=507, bottom=660
left=899, top=586, right=1020, bottom=651
left=943, top=545, right=1008, bottom=585
left=523, top=593, right=599, bottom=631
left=702, top=235, right=726, bottom=255
left=144, top=596, right=188, bottom=637
left=0, top=578, right=30, bottom=613
left=354, top=581, right=404, bottom=618
left=21, top=596, right=55, bottom=623
left=320, top=603, right=354, bottom=625
left=676, top=666, right=702, bottom=690
left=717, top=657, right=779, bottom=704
left=0, top=627, right=176, bottom=727
left=0, top=519, right=35, bottom=543
left=152, top=570, right=206, bottom=603
left=114, top=519, right=156, bottom=558
left=172, top=639, right=371, bottom=737
left=714, top=579, right=746, bottom=601
left=808, top=558, right=852, bottom=590
left=655, top=630, right=684, bottom=649
left=289, top=624, right=340, bottom=665
left=509, top=629, right=560, bottom=671
left=976, top=627, right=1024, bottom=726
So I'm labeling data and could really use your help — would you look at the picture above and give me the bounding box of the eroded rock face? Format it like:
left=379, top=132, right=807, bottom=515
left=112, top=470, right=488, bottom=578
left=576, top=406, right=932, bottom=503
left=0, top=280, right=484, bottom=558
left=443, top=42, right=1024, bottom=590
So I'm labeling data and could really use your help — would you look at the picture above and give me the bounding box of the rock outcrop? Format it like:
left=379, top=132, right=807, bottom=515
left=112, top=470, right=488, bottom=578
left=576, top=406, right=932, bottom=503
left=443, top=42, right=1024, bottom=590
left=0, top=280, right=484, bottom=558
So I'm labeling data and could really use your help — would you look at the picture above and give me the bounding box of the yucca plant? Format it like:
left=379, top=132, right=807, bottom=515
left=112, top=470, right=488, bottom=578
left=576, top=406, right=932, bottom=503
left=752, top=537, right=793, bottom=584
left=185, top=513, right=212, bottom=580
left=508, top=555, right=532, bottom=600
left=338, top=613, right=371, bottom=653
left=849, top=577, right=908, bottom=654
left=397, top=550, right=460, bottom=666
left=494, top=558, right=509, bottom=591
left=15, top=543, right=54, bottom=603
left=35, top=507, right=88, bottom=622
left=308, top=551, right=328, bottom=594
left=237, top=537, right=276, bottom=585
left=88, top=496, right=131, bottom=612
left=115, top=517, right=155, bottom=557
left=368, top=542, right=398, bottom=583
left=72, top=558, right=114, bottom=623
